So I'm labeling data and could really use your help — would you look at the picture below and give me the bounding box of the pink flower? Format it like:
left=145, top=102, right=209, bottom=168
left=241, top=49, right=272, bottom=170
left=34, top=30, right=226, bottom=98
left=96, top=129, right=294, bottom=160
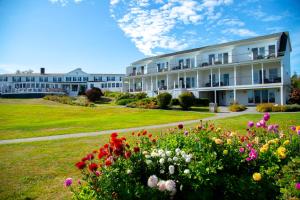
left=248, top=149, right=258, bottom=160
left=248, top=121, right=254, bottom=128
left=259, top=119, right=266, bottom=128
left=239, top=147, right=245, bottom=153
left=290, top=126, right=296, bottom=131
left=267, top=125, right=274, bottom=132
left=158, top=180, right=166, bottom=191
left=64, top=178, right=73, bottom=187
left=246, top=143, right=253, bottom=149
left=184, top=131, right=189, bottom=136
left=295, top=182, right=300, bottom=190
left=263, top=113, right=270, bottom=121
left=165, top=180, right=176, bottom=192
left=256, top=122, right=261, bottom=128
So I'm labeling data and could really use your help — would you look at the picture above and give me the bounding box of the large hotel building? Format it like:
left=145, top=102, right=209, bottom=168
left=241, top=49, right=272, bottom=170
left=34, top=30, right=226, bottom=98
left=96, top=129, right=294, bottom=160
left=123, top=32, right=292, bottom=105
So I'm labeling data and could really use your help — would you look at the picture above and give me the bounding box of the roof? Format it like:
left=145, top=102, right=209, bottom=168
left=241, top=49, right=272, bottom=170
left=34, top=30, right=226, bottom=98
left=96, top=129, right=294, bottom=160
left=131, top=32, right=290, bottom=65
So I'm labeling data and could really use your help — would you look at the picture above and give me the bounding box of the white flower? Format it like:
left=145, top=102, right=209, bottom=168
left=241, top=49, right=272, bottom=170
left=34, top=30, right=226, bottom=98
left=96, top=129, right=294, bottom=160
left=142, top=151, right=148, bottom=155
left=146, top=160, right=152, bottom=165
left=180, top=184, right=183, bottom=191
left=181, top=151, right=186, bottom=156
left=165, top=180, right=176, bottom=192
left=173, top=156, right=178, bottom=161
left=160, top=153, right=166, bottom=158
left=147, top=175, right=158, bottom=188
left=157, top=180, right=166, bottom=191
left=167, top=158, right=172, bottom=162
left=151, top=152, right=158, bottom=157
left=126, top=169, right=132, bottom=174
left=160, top=169, right=165, bottom=174
left=175, top=148, right=181, bottom=153
left=185, top=157, right=191, bottom=163
left=158, top=149, right=164, bottom=155
left=145, top=155, right=151, bottom=159
left=169, top=165, right=175, bottom=175
left=166, top=151, right=172, bottom=156
left=184, top=169, right=190, bottom=174
left=159, top=158, right=165, bottom=165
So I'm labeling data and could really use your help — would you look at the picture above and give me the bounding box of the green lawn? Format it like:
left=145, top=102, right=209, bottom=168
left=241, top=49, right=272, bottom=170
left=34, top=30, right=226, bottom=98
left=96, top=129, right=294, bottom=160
left=0, top=98, right=213, bottom=140
left=1, top=112, right=299, bottom=200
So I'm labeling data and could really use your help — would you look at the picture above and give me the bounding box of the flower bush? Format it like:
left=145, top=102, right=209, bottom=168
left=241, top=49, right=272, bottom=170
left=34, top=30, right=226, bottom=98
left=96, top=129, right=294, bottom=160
left=66, top=113, right=300, bottom=199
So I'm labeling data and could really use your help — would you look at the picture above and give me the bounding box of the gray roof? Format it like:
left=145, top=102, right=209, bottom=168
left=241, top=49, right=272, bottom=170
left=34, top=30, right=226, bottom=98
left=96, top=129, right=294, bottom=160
left=132, top=32, right=289, bottom=65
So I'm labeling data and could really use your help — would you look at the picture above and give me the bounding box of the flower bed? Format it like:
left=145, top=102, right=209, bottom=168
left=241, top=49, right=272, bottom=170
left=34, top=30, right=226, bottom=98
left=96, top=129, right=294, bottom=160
left=65, top=113, right=300, bottom=199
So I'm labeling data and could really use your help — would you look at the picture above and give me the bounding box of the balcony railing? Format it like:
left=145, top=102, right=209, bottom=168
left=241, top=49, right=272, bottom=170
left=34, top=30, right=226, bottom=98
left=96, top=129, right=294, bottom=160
left=0, top=88, right=67, bottom=94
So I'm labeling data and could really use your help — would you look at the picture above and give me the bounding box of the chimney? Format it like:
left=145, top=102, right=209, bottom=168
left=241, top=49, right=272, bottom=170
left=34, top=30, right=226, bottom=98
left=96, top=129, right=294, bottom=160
left=40, top=68, right=45, bottom=75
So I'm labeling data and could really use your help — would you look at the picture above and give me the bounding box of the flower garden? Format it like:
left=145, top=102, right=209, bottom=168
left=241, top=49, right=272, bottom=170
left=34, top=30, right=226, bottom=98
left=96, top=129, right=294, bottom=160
left=66, top=113, right=300, bottom=200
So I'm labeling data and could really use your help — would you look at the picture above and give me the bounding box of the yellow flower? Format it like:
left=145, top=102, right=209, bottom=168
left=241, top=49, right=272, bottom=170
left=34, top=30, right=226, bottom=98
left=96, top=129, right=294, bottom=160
left=260, top=147, right=268, bottom=153
left=223, top=150, right=228, bottom=155
left=277, top=146, right=287, bottom=159
left=216, top=127, right=221, bottom=132
left=252, top=172, right=262, bottom=181
left=227, top=139, right=232, bottom=145
left=214, top=138, right=223, bottom=145
left=230, top=132, right=236, bottom=137
left=274, top=138, right=279, bottom=144
left=296, top=126, right=300, bottom=132
left=254, top=137, right=259, bottom=144
left=283, top=140, right=290, bottom=146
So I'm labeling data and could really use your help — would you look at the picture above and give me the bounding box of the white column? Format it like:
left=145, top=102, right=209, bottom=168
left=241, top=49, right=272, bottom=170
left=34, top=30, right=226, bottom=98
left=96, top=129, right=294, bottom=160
left=133, top=78, right=135, bottom=92
left=234, top=66, right=237, bottom=86
left=174, top=81, right=176, bottom=89
left=156, top=76, right=158, bottom=90
left=233, top=89, right=236, bottom=103
left=218, top=67, right=221, bottom=87
left=184, top=72, right=187, bottom=89
left=210, top=68, right=213, bottom=87
left=214, top=90, right=217, bottom=103
left=196, top=70, right=199, bottom=88
left=194, top=55, right=197, bottom=68
left=166, top=74, right=169, bottom=90
left=251, top=64, right=254, bottom=85
left=142, top=77, right=144, bottom=91
left=280, top=86, right=284, bottom=105
left=281, top=60, right=284, bottom=84
left=178, top=72, right=180, bottom=88
left=261, top=63, right=264, bottom=84
left=151, top=76, right=153, bottom=91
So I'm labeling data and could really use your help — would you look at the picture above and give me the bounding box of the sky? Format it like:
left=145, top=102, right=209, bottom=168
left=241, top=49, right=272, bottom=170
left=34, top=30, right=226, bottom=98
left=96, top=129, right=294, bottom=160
left=0, top=0, right=300, bottom=74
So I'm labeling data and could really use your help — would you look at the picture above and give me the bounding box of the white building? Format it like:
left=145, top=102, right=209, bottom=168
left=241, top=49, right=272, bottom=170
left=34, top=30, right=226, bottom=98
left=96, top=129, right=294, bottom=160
left=123, top=32, right=292, bottom=105
left=0, top=68, right=124, bottom=97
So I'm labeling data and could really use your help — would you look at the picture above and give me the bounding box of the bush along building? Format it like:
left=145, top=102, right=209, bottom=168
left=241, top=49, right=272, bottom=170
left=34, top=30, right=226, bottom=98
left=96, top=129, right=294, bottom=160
left=123, top=32, right=292, bottom=106
left=0, top=68, right=124, bottom=98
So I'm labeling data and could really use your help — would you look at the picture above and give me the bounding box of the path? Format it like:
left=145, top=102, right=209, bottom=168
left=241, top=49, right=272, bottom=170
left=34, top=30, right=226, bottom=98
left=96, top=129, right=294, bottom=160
left=0, top=110, right=254, bottom=145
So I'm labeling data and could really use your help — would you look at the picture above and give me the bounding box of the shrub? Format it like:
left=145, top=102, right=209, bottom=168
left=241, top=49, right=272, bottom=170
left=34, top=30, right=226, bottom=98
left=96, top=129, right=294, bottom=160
left=85, top=87, right=103, bottom=102
left=229, top=103, right=247, bottom=112
left=289, top=88, right=300, bottom=104
left=285, top=104, right=300, bottom=112
left=43, top=95, right=94, bottom=107
left=104, top=91, right=122, bottom=98
left=157, top=92, right=172, bottom=109
left=256, top=103, right=274, bottom=112
left=135, top=92, right=147, bottom=100
left=67, top=113, right=300, bottom=200
left=115, top=93, right=136, bottom=101
left=178, top=92, right=195, bottom=110
left=171, top=98, right=180, bottom=106
left=115, top=98, right=136, bottom=105
left=127, top=98, right=158, bottom=109
left=271, top=105, right=286, bottom=112
left=194, top=98, right=209, bottom=107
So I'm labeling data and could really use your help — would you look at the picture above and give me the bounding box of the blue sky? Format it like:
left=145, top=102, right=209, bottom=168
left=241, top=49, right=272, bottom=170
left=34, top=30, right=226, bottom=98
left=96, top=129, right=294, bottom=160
left=0, top=0, right=300, bottom=74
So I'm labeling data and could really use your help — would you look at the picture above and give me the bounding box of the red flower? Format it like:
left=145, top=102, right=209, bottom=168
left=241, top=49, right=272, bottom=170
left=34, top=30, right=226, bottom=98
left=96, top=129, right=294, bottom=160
left=134, top=147, right=140, bottom=153
left=142, top=130, right=147, bottom=135
left=92, top=150, right=98, bottom=154
left=152, top=139, right=156, bottom=143
left=75, top=161, right=86, bottom=170
left=105, top=159, right=112, bottom=166
left=132, top=132, right=135, bottom=136
left=121, top=137, right=126, bottom=141
left=86, top=153, right=94, bottom=160
left=148, top=134, right=152, bottom=138
left=125, top=151, right=131, bottom=159
left=137, top=133, right=141, bottom=137
left=81, top=157, right=88, bottom=162
left=111, top=132, right=118, bottom=138
left=104, top=144, right=109, bottom=149
left=178, top=124, right=184, bottom=129
left=88, top=163, right=98, bottom=171
left=98, top=149, right=108, bottom=159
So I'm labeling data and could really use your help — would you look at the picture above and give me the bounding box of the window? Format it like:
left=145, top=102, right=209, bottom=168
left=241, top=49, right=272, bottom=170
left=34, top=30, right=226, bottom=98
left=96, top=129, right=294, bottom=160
left=268, top=45, right=275, bottom=57
left=252, top=48, right=258, bottom=60
left=31, top=83, right=35, bottom=88
left=268, top=89, right=275, bottom=103
left=111, top=77, right=115, bottom=81
left=269, top=68, right=278, bottom=82
left=223, top=53, right=228, bottom=64
left=208, top=54, right=215, bottom=65
left=262, top=90, right=268, bottom=103
left=248, top=90, right=254, bottom=103
left=119, top=77, right=122, bottom=81
left=108, top=83, right=111, bottom=88
left=53, top=77, right=57, bottom=82
left=112, top=83, right=115, bottom=87
left=58, top=77, right=62, bottom=82
left=119, top=83, right=122, bottom=87
left=223, top=74, right=229, bottom=86
left=179, top=59, right=184, bottom=68
left=44, top=77, right=48, bottom=82
left=259, top=47, right=265, bottom=58
left=31, top=77, right=35, bottom=82
left=116, top=83, right=119, bottom=87
left=83, top=77, right=88, bottom=82
left=254, top=90, right=261, bottom=103
left=78, top=77, right=82, bottom=81
left=217, top=54, right=222, bottom=63
left=73, top=77, right=77, bottom=81
left=107, top=77, right=111, bottom=81
left=91, top=84, right=94, bottom=88
left=39, top=77, right=44, bottom=82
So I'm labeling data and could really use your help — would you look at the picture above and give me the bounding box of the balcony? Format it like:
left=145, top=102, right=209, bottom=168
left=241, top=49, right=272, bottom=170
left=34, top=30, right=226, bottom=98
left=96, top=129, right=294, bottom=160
left=158, top=68, right=168, bottom=72
left=264, top=77, right=281, bottom=84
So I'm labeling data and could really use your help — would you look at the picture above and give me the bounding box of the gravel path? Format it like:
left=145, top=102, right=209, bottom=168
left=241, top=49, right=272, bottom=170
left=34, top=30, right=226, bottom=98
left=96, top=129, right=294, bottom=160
left=0, top=111, right=253, bottom=145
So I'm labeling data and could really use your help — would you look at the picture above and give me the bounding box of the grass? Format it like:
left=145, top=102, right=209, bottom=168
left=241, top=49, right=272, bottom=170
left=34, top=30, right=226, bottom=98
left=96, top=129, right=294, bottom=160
left=0, top=98, right=213, bottom=140
left=1, top=112, right=300, bottom=200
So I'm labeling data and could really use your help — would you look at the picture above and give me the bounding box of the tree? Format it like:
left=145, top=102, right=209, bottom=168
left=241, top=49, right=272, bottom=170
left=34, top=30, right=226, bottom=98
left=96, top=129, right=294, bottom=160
left=157, top=92, right=172, bottom=109
left=289, top=88, right=300, bottom=104
left=85, top=87, right=103, bottom=102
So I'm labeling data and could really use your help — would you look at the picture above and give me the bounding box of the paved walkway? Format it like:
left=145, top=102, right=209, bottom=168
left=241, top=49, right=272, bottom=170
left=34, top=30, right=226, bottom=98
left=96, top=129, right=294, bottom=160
left=0, top=111, right=252, bottom=145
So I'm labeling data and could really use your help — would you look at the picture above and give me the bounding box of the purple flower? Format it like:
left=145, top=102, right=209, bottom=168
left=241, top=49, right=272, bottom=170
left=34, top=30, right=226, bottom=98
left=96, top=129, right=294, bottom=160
left=291, top=126, right=296, bottom=131
left=298, top=130, right=300, bottom=135
left=296, top=182, right=300, bottom=190
left=246, top=143, right=252, bottom=149
left=248, top=121, right=254, bottom=128
left=64, top=178, right=73, bottom=187
left=256, top=122, right=261, bottom=128
left=267, top=125, right=274, bottom=132
left=259, top=119, right=266, bottom=128
left=184, top=130, right=189, bottom=136
left=239, top=147, right=245, bottom=153
left=263, top=113, right=270, bottom=121
left=247, top=149, right=258, bottom=161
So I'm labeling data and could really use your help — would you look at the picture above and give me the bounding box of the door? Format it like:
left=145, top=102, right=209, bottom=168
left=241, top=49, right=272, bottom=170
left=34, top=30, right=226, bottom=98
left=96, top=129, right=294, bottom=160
left=252, top=48, right=258, bottom=60
left=209, top=54, right=215, bottom=65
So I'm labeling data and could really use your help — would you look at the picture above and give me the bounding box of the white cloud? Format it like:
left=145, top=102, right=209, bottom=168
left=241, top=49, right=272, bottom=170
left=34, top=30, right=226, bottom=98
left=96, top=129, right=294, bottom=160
left=110, top=0, right=234, bottom=55
left=48, top=0, right=83, bottom=6
left=246, top=6, right=284, bottom=22
left=217, top=18, right=245, bottom=26
left=222, top=28, right=257, bottom=37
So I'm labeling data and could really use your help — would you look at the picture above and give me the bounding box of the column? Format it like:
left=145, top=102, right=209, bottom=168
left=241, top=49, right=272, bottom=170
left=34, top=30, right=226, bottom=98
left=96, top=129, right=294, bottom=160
left=194, top=55, right=197, bottom=68
left=234, top=66, right=237, bottom=86
left=151, top=76, right=153, bottom=91
left=196, top=70, right=199, bottom=88
left=280, top=60, right=284, bottom=84
left=233, top=89, right=236, bottom=103
left=156, top=76, right=158, bottom=91
left=251, top=64, right=254, bottom=85
left=133, top=78, right=135, bottom=92
left=210, top=68, right=213, bottom=87
left=214, top=90, right=217, bottom=103
left=261, top=63, right=264, bottom=84
left=178, top=72, right=180, bottom=88
left=142, top=77, right=144, bottom=91
left=184, top=72, right=187, bottom=89
left=218, top=67, right=221, bottom=87
left=280, top=86, right=284, bottom=105
left=166, top=74, right=169, bottom=90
